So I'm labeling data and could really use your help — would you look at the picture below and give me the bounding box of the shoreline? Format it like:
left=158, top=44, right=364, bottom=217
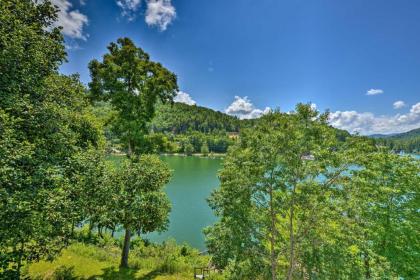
left=160, top=152, right=226, bottom=158
left=109, top=152, right=226, bottom=158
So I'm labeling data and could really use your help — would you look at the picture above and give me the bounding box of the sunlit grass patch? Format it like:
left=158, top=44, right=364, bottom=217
left=25, top=241, right=218, bottom=280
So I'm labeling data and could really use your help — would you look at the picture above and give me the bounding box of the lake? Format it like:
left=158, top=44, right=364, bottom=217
left=110, top=155, right=222, bottom=251
left=110, top=153, right=419, bottom=250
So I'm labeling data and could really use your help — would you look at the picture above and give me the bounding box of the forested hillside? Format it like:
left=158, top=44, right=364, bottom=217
left=96, top=102, right=255, bottom=154
left=97, top=101, right=351, bottom=155
left=373, top=128, right=420, bottom=153
left=151, top=102, right=242, bottom=133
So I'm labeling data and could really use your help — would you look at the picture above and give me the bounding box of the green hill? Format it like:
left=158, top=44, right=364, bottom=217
left=373, top=128, right=420, bottom=153
left=95, top=102, right=352, bottom=155
left=151, top=102, right=243, bottom=134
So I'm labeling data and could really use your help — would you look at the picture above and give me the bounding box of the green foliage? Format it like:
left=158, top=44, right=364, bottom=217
left=201, top=143, right=209, bottom=156
left=111, top=155, right=172, bottom=233
left=95, top=101, right=350, bottom=155
left=0, top=0, right=65, bottom=113
left=105, top=155, right=172, bottom=267
left=66, top=150, right=116, bottom=237
left=151, top=102, right=242, bottom=134
left=48, top=266, right=76, bottom=280
left=373, top=128, right=420, bottom=153
left=88, top=37, right=178, bottom=154
left=0, top=1, right=105, bottom=277
left=205, top=104, right=420, bottom=279
left=89, top=36, right=180, bottom=268
left=26, top=241, right=217, bottom=280
left=184, top=142, right=195, bottom=156
left=348, top=152, right=420, bottom=278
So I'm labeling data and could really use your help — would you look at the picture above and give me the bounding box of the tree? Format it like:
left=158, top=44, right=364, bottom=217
left=65, top=148, right=114, bottom=237
left=184, top=142, right=195, bottom=156
left=348, top=152, right=420, bottom=279
left=0, top=1, right=104, bottom=277
left=201, top=142, right=210, bottom=156
left=88, top=37, right=178, bottom=155
left=88, top=37, right=177, bottom=267
left=110, top=155, right=172, bottom=268
left=205, top=104, right=383, bottom=279
left=0, top=0, right=65, bottom=114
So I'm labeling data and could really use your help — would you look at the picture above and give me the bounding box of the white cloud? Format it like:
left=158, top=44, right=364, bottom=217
left=174, top=91, right=196, bottom=106
left=145, top=0, right=176, bottom=31
left=51, top=0, right=89, bottom=40
left=393, top=100, right=406, bottom=109
left=366, top=88, right=384, bottom=96
left=225, top=96, right=271, bottom=120
left=329, top=102, right=420, bottom=135
left=116, top=0, right=141, bottom=21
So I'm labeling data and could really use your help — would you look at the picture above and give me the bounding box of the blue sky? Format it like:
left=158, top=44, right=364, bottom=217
left=53, top=0, right=420, bottom=134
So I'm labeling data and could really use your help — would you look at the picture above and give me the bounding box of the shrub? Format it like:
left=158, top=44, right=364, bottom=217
left=48, top=266, right=76, bottom=280
left=159, top=255, right=189, bottom=274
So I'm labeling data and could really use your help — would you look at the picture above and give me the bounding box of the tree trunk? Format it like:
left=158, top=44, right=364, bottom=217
left=98, top=225, right=104, bottom=238
left=88, top=220, right=93, bottom=238
left=16, top=241, right=24, bottom=279
left=364, top=251, right=370, bottom=279
left=128, top=141, right=133, bottom=158
left=269, top=185, right=277, bottom=280
left=287, top=191, right=295, bottom=280
left=71, top=220, right=75, bottom=236
left=120, top=227, right=131, bottom=268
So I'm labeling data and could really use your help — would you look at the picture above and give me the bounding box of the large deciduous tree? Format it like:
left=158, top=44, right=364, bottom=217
left=0, top=1, right=104, bottom=277
left=110, top=155, right=172, bottom=268
left=348, top=152, right=420, bottom=279
left=88, top=37, right=178, bottom=155
left=205, top=104, right=419, bottom=279
left=88, top=38, right=177, bottom=267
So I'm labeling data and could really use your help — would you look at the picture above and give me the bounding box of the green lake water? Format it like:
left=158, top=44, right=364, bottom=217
left=110, top=155, right=222, bottom=250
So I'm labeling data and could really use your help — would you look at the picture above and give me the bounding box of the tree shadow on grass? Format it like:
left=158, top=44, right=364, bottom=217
left=85, top=266, right=137, bottom=280
left=136, top=269, right=162, bottom=280
left=84, top=266, right=161, bottom=280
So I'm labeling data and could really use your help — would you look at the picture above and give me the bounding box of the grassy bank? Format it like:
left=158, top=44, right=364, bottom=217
left=24, top=236, right=222, bottom=280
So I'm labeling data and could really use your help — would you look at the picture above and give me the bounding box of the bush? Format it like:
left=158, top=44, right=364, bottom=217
left=47, top=266, right=76, bottom=280
left=180, top=245, right=190, bottom=257
left=184, top=143, right=194, bottom=155
left=159, top=255, right=190, bottom=274
left=68, top=243, right=118, bottom=263
left=201, top=143, right=209, bottom=156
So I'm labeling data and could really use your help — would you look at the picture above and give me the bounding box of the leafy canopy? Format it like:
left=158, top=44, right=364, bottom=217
left=0, top=1, right=104, bottom=277
left=89, top=37, right=178, bottom=154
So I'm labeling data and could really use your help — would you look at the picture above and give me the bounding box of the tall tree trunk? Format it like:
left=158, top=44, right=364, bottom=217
left=269, top=185, right=277, bottom=280
left=88, top=220, right=93, bottom=238
left=120, top=227, right=131, bottom=268
left=16, top=241, right=24, bottom=279
left=71, top=220, right=75, bottom=236
left=364, top=250, right=370, bottom=279
left=287, top=190, right=295, bottom=280
left=98, top=225, right=103, bottom=238
left=127, top=141, right=133, bottom=158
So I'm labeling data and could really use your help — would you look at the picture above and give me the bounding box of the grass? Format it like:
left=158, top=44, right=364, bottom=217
left=24, top=238, right=222, bottom=280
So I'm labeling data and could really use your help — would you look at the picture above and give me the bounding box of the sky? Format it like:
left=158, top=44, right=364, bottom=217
left=53, top=0, right=420, bottom=135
